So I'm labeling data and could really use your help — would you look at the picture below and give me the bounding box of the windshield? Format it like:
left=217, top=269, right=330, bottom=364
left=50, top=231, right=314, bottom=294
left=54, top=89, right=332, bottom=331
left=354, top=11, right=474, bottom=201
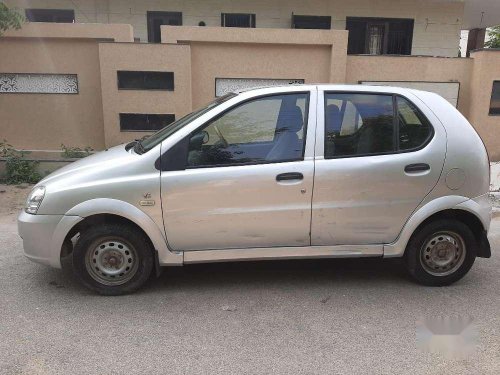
left=136, top=93, right=238, bottom=154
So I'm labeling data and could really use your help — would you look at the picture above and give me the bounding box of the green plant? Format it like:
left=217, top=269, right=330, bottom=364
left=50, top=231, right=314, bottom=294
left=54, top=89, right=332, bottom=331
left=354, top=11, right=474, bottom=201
left=0, top=140, right=41, bottom=184
left=485, top=25, right=500, bottom=49
left=0, top=2, right=24, bottom=36
left=61, top=144, right=93, bottom=158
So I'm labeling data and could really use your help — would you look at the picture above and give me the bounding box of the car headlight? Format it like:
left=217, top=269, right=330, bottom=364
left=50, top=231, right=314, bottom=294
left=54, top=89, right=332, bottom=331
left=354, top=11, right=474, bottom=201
left=25, top=186, right=46, bottom=214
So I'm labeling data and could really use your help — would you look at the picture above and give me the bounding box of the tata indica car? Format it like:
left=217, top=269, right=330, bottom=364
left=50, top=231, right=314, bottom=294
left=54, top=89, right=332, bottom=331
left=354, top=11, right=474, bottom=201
left=18, top=85, right=491, bottom=295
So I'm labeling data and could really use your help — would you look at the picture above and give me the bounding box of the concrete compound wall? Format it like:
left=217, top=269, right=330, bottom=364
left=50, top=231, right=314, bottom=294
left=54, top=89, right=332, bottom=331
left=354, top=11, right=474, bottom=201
left=0, top=37, right=106, bottom=150
left=98, top=42, right=192, bottom=146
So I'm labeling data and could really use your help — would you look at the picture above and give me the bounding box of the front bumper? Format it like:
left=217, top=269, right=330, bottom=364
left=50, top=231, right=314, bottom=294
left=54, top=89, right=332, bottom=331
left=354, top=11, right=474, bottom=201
left=18, top=211, right=82, bottom=268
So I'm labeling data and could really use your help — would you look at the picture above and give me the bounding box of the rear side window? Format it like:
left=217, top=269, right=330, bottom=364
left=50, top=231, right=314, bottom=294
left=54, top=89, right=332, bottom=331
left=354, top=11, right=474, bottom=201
left=397, top=96, right=433, bottom=150
left=324, top=92, right=433, bottom=158
left=324, top=93, right=394, bottom=157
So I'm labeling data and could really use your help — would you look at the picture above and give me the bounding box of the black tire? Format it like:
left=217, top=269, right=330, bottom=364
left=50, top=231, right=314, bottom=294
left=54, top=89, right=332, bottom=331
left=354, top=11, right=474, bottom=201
left=72, top=223, right=154, bottom=295
left=404, top=219, right=477, bottom=286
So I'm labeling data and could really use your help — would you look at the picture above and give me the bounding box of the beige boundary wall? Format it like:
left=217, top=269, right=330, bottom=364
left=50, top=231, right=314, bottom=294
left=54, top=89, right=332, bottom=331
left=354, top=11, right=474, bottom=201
left=1, top=24, right=499, bottom=160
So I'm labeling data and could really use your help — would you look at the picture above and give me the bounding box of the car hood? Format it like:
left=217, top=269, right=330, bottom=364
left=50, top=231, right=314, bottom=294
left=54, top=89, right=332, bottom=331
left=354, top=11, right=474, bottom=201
left=39, top=144, right=133, bottom=187
left=34, top=143, right=162, bottom=215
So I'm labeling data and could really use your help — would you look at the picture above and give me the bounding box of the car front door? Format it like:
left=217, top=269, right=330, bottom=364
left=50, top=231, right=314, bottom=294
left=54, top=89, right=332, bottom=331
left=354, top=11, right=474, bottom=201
left=160, top=90, right=316, bottom=251
left=311, top=89, right=446, bottom=245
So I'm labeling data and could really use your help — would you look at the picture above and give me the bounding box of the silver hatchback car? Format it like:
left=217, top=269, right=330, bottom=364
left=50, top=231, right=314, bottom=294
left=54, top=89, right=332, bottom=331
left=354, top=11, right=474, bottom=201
left=18, top=85, right=491, bottom=295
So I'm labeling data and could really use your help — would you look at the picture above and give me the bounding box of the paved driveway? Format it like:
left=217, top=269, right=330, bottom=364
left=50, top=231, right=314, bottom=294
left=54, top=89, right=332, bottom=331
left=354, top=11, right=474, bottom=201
left=0, top=188, right=499, bottom=374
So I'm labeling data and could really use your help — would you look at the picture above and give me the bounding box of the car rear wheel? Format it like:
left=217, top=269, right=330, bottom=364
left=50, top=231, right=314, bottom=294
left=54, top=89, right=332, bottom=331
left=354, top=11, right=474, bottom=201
left=405, top=219, right=477, bottom=286
left=72, top=224, right=154, bottom=295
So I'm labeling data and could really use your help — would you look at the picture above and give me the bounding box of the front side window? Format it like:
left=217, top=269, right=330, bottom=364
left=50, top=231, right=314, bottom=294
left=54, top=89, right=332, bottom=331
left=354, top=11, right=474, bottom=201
left=324, top=93, right=394, bottom=158
left=137, top=93, right=237, bottom=154
left=187, top=93, right=309, bottom=167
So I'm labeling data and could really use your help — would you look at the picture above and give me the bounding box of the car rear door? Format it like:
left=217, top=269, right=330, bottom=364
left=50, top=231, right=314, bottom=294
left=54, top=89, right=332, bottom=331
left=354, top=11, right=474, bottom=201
left=311, top=89, right=446, bottom=245
left=160, top=88, right=317, bottom=251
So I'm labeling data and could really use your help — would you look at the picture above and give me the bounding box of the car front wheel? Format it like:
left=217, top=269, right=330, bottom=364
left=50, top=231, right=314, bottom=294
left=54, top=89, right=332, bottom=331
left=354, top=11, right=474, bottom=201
left=405, top=219, right=477, bottom=286
left=72, top=223, right=154, bottom=295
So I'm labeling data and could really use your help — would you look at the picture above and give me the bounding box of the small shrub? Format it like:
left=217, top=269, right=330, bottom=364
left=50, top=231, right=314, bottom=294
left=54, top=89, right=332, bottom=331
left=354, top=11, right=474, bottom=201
left=0, top=140, right=41, bottom=184
left=61, top=144, right=93, bottom=159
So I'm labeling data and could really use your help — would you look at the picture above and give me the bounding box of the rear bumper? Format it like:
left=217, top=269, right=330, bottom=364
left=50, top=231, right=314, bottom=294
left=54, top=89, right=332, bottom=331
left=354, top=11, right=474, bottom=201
left=18, top=211, right=82, bottom=268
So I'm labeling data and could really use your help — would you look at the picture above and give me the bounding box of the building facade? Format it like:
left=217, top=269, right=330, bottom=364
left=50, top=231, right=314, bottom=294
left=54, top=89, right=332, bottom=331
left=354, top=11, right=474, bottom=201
left=1, top=0, right=500, bottom=163
left=6, top=0, right=471, bottom=56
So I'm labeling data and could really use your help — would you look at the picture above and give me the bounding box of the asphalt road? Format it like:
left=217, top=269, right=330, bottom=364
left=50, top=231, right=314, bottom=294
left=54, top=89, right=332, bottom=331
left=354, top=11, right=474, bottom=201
left=1, top=218, right=499, bottom=374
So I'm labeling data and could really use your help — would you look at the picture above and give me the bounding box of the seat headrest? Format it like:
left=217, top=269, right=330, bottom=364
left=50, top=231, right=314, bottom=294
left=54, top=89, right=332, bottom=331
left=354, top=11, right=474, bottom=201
left=326, top=104, right=342, bottom=133
left=275, top=105, right=304, bottom=133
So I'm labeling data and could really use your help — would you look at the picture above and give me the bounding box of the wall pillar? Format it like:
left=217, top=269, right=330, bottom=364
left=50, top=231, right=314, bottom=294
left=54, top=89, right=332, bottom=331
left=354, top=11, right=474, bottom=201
left=466, top=28, right=486, bottom=57
left=329, top=31, right=348, bottom=83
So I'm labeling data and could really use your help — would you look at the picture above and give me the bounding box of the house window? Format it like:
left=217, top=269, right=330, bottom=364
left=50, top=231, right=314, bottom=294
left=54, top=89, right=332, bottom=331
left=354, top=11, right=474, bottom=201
left=490, top=81, right=500, bottom=115
left=147, top=11, right=182, bottom=43
left=117, top=71, right=174, bottom=91
left=292, top=15, right=331, bottom=29
left=346, top=17, right=414, bottom=55
left=120, top=113, right=176, bottom=132
left=221, top=13, right=256, bottom=28
left=25, top=9, right=75, bottom=23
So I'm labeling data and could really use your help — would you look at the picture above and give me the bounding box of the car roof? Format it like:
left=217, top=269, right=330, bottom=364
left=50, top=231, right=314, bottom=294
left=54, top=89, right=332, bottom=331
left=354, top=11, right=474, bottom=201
left=232, top=84, right=427, bottom=97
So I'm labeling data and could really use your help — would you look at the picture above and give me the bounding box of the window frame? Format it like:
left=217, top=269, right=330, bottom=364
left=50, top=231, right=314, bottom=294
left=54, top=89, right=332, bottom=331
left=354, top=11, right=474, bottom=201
left=489, top=81, right=500, bottom=116
left=178, top=92, right=311, bottom=170
left=323, top=91, right=434, bottom=159
left=117, top=71, right=174, bottom=91
left=147, top=11, right=183, bottom=43
left=25, top=8, right=75, bottom=23
left=221, top=13, right=256, bottom=28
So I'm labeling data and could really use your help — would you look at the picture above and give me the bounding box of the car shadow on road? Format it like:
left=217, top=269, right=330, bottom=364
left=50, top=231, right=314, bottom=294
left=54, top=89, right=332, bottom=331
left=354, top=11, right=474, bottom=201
left=51, top=256, right=412, bottom=295
left=146, top=257, right=412, bottom=294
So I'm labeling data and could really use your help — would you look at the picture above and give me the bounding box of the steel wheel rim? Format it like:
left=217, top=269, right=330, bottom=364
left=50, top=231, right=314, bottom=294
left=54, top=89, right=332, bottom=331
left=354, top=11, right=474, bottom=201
left=85, top=237, right=139, bottom=286
left=420, top=231, right=466, bottom=276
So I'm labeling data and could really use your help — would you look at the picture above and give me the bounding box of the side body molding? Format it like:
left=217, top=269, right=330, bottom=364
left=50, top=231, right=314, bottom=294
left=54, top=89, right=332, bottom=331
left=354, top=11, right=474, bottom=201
left=65, top=198, right=183, bottom=265
left=384, top=195, right=475, bottom=258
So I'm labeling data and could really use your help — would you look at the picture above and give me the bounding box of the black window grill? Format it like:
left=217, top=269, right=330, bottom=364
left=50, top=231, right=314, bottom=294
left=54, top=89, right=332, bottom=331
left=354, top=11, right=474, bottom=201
left=25, top=9, right=75, bottom=23
left=119, top=113, right=176, bottom=132
left=117, top=71, right=174, bottom=91
left=292, top=15, right=331, bottom=29
left=221, top=13, right=256, bottom=28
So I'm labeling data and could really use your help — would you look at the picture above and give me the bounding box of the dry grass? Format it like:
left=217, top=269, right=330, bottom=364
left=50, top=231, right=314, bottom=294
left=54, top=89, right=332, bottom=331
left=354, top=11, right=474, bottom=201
left=0, top=184, right=32, bottom=225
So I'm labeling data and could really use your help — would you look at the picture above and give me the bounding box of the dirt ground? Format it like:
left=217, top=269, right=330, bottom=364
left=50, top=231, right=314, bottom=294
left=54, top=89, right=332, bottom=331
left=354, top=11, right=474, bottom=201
left=0, top=184, right=32, bottom=225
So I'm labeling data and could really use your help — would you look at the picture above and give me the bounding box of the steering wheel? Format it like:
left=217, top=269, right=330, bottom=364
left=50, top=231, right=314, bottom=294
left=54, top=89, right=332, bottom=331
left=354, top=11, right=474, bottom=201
left=213, top=125, right=229, bottom=148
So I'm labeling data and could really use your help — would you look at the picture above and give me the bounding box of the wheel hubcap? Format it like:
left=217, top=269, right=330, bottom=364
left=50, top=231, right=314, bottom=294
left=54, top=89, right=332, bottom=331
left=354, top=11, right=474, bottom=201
left=85, top=239, right=138, bottom=286
left=420, top=231, right=466, bottom=276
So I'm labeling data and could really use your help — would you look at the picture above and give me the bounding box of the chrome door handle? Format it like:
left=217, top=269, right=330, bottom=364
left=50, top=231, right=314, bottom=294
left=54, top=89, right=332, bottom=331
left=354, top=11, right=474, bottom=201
left=404, top=163, right=430, bottom=173
left=276, top=172, right=304, bottom=181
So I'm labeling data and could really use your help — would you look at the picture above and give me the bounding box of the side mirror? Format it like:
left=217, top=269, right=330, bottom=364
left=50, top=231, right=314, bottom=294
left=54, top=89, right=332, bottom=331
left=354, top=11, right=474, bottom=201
left=189, top=130, right=209, bottom=149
